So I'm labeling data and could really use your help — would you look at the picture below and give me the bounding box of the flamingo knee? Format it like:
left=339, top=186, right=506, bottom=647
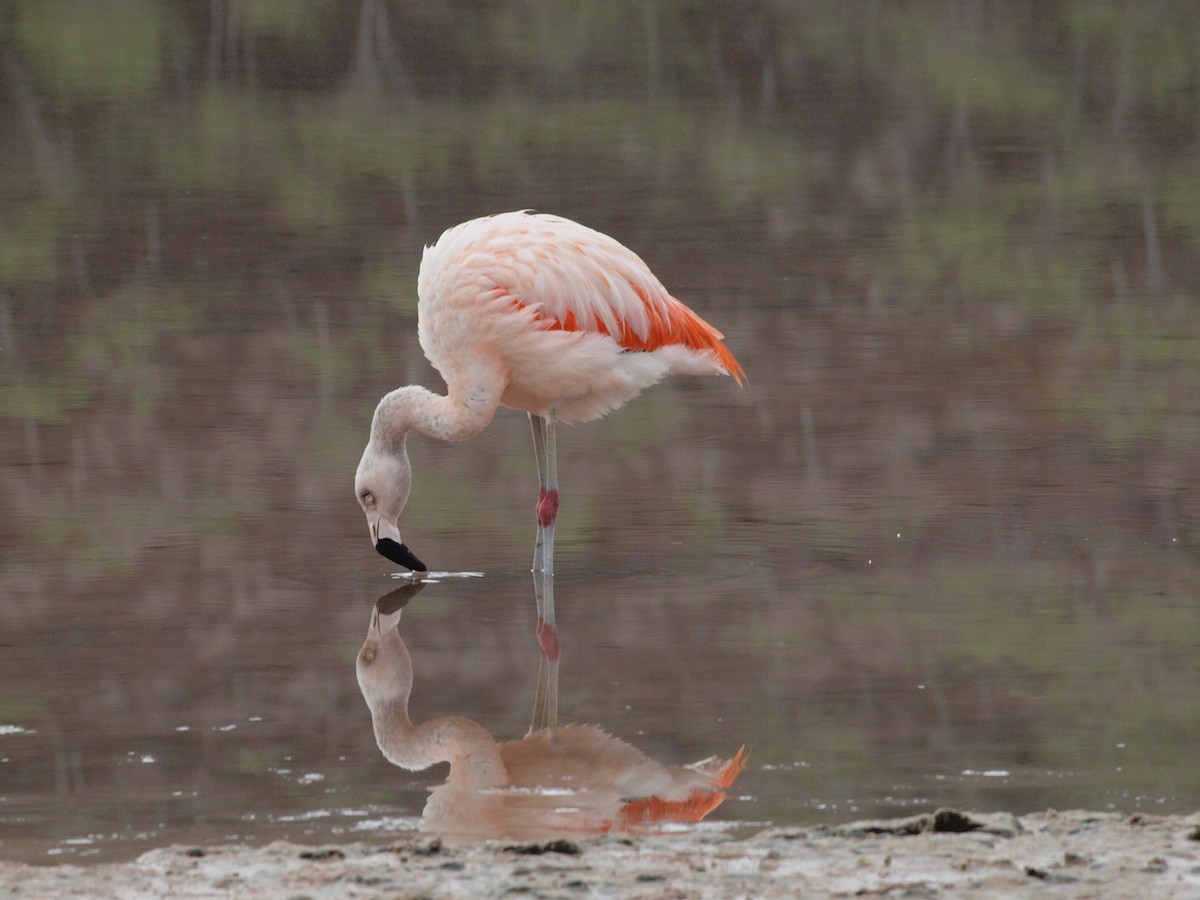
left=536, top=487, right=560, bottom=527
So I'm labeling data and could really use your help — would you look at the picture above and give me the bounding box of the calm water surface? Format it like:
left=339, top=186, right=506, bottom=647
left=2, top=2, right=1199, bottom=863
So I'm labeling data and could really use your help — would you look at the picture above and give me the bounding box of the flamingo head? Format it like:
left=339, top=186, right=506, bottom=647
left=355, top=440, right=427, bottom=573
left=357, top=585, right=422, bottom=712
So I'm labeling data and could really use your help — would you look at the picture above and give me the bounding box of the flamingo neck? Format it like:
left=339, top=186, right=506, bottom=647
left=373, top=383, right=500, bottom=445
left=370, top=699, right=509, bottom=788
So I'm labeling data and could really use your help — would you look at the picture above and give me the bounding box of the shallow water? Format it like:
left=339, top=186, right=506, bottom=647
left=3, top=1, right=1199, bottom=864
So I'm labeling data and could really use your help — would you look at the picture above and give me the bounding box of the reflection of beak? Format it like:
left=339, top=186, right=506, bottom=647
left=371, top=585, right=421, bottom=635
left=370, top=516, right=427, bottom=572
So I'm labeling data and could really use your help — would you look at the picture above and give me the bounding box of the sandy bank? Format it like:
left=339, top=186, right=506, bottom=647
left=2, top=809, right=1198, bottom=898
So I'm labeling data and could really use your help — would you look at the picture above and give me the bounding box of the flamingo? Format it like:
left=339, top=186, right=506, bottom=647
left=356, top=587, right=748, bottom=840
left=354, top=211, right=745, bottom=718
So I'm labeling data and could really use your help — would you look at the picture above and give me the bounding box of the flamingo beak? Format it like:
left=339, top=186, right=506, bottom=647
left=376, top=539, right=427, bottom=572
left=372, top=517, right=427, bottom=573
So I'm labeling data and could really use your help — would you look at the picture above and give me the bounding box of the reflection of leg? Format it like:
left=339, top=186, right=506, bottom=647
left=537, top=571, right=559, bottom=730
left=529, top=571, right=547, bottom=732
left=529, top=573, right=560, bottom=733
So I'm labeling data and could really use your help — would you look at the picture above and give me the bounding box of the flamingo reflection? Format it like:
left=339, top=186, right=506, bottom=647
left=357, top=586, right=747, bottom=840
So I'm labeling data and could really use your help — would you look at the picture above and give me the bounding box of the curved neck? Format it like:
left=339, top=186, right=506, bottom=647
left=373, top=382, right=501, bottom=445
left=370, top=699, right=509, bottom=789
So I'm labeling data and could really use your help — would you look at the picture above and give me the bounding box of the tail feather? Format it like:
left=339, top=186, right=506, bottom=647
left=628, top=291, right=747, bottom=386
left=503, top=290, right=747, bottom=386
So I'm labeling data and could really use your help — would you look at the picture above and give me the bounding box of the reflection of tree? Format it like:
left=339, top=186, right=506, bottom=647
left=206, top=0, right=251, bottom=84
left=3, top=54, right=66, bottom=188
left=350, top=0, right=414, bottom=103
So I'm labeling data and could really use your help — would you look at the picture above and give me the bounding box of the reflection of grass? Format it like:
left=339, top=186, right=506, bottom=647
left=360, top=260, right=421, bottom=314
left=0, top=200, right=65, bottom=283
left=731, top=552, right=1200, bottom=786
left=1050, top=297, right=1200, bottom=448
left=0, top=378, right=93, bottom=424
left=29, top=485, right=169, bottom=579
left=279, top=324, right=399, bottom=392
left=705, top=123, right=813, bottom=214
left=14, top=0, right=173, bottom=106
left=144, top=88, right=814, bottom=233
left=77, top=285, right=198, bottom=420
left=895, top=12, right=1068, bottom=126
left=1064, top=2, right=1200, bottom=120
left=1162, top=165, right=1200, bottom=241
left=2, top=285, right=196, bottom=424
left=894, top=194, right=1096, bottom=312
left=232, top=0, right=339, bottom=45
left=0, top=695, right=47, bottom=726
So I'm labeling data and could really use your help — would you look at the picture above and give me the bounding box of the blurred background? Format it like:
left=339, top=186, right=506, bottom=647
left=2, top=0, right=1199, bottom=863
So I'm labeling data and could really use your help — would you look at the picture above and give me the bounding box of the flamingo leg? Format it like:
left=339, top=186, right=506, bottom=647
left=528, top=412, right=560, bottom=731
left=529, top=413, right=548, bottom=575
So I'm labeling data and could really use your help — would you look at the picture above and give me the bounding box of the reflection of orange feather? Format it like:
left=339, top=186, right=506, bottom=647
left=617, top=745, right=749, bottom=828
left=716, top=745, right=751, bottom=788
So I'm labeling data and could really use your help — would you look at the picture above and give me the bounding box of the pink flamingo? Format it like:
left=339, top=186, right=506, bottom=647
left=357, top=588, right=748, bottom=840
left=355, top=212, right=745, bottom=721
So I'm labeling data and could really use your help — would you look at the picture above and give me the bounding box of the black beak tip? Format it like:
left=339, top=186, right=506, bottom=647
left=375, top=537, right=427, bottom=573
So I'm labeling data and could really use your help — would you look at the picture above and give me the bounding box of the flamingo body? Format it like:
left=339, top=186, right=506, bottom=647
left=355, top=211, right=743, bottom=575
left=416, top=211, right=744, bottom=424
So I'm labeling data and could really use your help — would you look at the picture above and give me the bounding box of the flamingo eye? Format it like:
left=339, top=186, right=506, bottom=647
left=361, top=490, right=375, bottom=507
left=362, top=646, right=376, bottom=663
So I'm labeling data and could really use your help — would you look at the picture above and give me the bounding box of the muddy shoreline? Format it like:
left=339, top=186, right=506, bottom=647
left=3, top=809, right=1198, bottom=898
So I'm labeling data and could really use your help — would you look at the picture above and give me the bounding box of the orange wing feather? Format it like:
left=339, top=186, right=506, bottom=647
left=455, top=213, right=746, bottom=385
left=505, top=289, right=746, bottom=386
